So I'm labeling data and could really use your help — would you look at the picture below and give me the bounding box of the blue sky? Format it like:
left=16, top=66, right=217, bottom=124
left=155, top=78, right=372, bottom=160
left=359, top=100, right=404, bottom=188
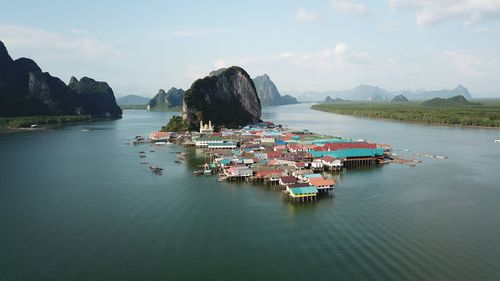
left=1, top=0, right=500, bottom=97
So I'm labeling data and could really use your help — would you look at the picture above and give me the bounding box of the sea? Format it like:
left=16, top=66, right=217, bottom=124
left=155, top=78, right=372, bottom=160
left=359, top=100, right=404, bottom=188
left=1, top=103, right=499, bottom=280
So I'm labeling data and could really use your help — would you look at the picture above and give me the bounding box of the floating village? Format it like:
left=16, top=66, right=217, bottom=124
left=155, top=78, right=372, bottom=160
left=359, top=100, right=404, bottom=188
left=133, top=120, right=417, bottom=203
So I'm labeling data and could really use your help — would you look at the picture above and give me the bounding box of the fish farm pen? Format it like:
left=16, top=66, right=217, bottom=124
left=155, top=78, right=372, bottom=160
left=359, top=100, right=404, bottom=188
left=138, top=121, right=393, bottom=204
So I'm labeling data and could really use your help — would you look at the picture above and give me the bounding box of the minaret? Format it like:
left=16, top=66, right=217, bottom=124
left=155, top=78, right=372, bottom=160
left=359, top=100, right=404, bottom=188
left=200, top=120, right=203, bottom=133
left=208, top=120, right=212, bottom=130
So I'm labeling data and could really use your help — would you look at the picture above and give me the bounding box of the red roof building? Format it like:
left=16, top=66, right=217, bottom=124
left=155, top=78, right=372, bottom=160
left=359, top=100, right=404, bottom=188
left=149, top=131, right=170, bottom=141
left=256, top=169, right=283, bottom=178
left=266, top=151, right=282, bottom=159
left=279, top=176, right=297, bottom=186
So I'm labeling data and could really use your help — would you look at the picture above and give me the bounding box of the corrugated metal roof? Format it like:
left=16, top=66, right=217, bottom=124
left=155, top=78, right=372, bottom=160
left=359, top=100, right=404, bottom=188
left=304, top=173, right=323, bottom=179
left=290, top=186, right=318, bottom=195
left=309, top=148, right=384, bottom=158
left=208, top=142, right=237, bottom=147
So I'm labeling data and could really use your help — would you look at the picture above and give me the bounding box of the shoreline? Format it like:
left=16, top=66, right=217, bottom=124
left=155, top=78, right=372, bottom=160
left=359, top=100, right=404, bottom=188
left=311, top=105, right=500, bottom=130
left=0, top=115, right=122, bottom=133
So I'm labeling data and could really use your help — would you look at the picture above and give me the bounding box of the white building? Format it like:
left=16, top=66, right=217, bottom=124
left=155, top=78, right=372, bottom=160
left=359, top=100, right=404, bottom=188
left=195, top=137, right=224, bottom=147
left=207, top=142, right=238, bottom=149
left=200, top=120, right=214, bottom=134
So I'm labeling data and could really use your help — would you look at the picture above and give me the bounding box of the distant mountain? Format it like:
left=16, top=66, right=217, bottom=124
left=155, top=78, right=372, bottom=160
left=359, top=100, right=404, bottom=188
left=147, top=87, right=185, bottom=111
left=294, top=90, right=335, bottom=102
left=117, top=95, right=149, bottom=105
left=422, top=95, right=474, bottom=107
left=324, top=96, right=349, bottom=103
left=0, top=40, right=121, bottom=118
left=404, top=85, right=472, bottom=100
left=281, top=94, right=299, bottom=104
left=391, top=94, right=409, bottom=102
left=294, top=84, right=472, bottom=102
left=253, top=74, right=298, bottom=106
left=296, top=85, right=392, bottom=102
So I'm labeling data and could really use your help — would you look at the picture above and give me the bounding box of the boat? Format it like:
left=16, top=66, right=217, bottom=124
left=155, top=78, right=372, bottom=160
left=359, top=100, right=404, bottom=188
left=155, top=141, right=166, bottom=145
left=174, top=159, right=183, bottom=164
left=495, top=139, right=500, bottom=143
left=203, top=169, right=212, bottom=175
left=149, top=165, right=164, bottom=175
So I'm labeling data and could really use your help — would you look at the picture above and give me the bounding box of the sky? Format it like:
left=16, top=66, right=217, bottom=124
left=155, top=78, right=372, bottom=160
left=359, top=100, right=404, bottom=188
left=1, top=0, right=500, bottom=97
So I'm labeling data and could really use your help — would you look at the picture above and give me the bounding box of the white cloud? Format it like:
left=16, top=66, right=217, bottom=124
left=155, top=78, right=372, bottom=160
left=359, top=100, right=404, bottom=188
left=444, top=49, right=486, bottom=76
left=187, top=65, right=206, bottom=81
left=296, top=8, right=322, bottom=22
left=214, top=59, right=227, bottom=69
left=389, top=0, right=500, bottom=26
left=208, top=45, right=500, bottom=96
left=279, top=42, right=370, bottom=71
left=331, top=0, right=368, bottom=15
left=70, top=28, right=91, bottom=35
left=0, top=24, right=122, bottom=59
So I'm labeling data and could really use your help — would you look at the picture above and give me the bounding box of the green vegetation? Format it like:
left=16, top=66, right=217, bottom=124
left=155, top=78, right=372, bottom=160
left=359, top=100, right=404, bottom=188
left=119, top=104, right=147, bottom=110
left=421, top=95, right=477, bottom=107
left=147, top=88, right=185, bottom=111
left=311, top=99, right=500, bottom=127
left=0, top=115, right=92, bottom=128
left=161, top=116, right=188, bottom=132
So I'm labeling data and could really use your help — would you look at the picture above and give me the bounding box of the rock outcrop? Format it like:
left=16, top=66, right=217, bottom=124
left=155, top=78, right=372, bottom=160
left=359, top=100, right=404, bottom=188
left=0, top=40, right=121, bottom=118
left=391, top=94, right=409, bottom=102
left=182, top=66, right=261, bottom=130
left=406, top=85, right=472, bottom=100
left=147, top=87, right=185, bottom=111
left=422, top=95, right=473, bottom=107
left=253, top=74, right=297, bottom=106
left=68, top=76, right=122, bottom=117
left=324, top=96, right=348, bottom=103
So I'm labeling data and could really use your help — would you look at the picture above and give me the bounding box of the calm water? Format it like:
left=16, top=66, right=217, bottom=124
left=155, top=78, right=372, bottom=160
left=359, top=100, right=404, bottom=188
left=1, top=104, right=500, bottom=280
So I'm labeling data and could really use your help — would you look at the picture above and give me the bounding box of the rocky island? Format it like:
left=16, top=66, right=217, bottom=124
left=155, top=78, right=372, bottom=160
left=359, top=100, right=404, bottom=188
left=0, top=40, right=121, bottom=123
left=253, top=74, right=298, bottom=106
left=163, top=66, right=261, bottom=132
left=147, top=87, right=185, bottom=111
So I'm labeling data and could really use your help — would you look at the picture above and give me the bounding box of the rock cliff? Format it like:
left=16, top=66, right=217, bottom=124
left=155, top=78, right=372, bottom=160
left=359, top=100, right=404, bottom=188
left=0, top=40, right=121, bottom=118
left=182, top=66, right=261, bottom=130
left=253, top=74, right=297, bottom=106
left=68, top=76, right=122, bottom=118
left=147, top=87, right=185, bottom=111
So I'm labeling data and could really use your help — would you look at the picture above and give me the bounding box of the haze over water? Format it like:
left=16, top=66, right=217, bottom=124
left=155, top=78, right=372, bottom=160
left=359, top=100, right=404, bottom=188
left=1, top=104, right=500, bottom=280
